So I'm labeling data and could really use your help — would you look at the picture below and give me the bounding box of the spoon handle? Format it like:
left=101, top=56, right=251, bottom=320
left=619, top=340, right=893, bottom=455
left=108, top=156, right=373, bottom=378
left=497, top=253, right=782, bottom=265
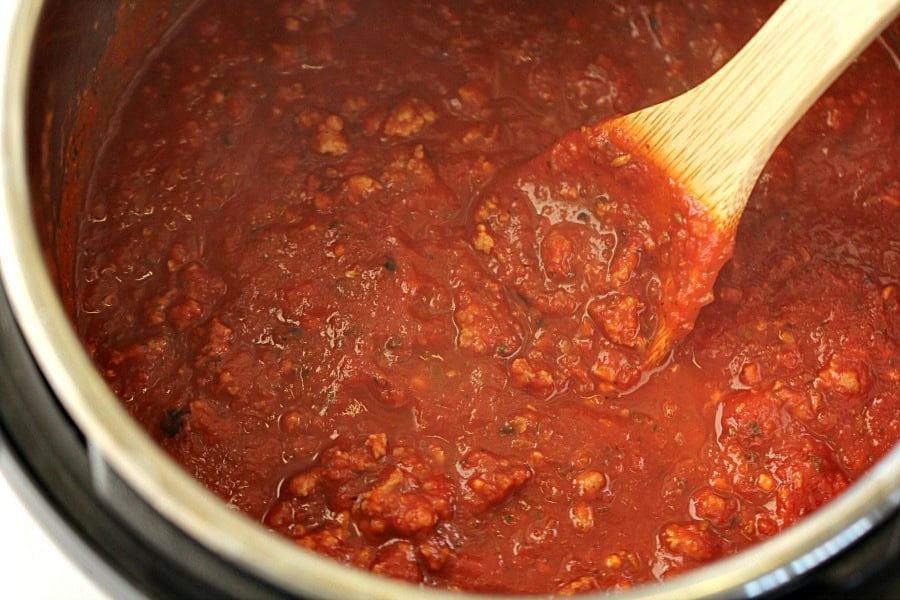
left=614, top=0, right=900, bottom=232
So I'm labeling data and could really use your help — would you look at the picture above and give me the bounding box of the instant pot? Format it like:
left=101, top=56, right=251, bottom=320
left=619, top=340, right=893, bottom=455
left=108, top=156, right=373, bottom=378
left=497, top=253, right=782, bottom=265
left=2, top=1, right=900, bottom=598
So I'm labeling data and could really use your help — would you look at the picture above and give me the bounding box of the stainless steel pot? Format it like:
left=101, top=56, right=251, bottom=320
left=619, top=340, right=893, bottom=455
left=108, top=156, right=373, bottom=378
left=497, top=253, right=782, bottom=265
left=1, top=1, right=899, bottom=598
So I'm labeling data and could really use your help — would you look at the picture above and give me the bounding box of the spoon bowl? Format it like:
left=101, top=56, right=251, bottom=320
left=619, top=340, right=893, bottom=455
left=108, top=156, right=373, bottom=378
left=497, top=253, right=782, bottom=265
left=474, top=0, right=900, bottom=390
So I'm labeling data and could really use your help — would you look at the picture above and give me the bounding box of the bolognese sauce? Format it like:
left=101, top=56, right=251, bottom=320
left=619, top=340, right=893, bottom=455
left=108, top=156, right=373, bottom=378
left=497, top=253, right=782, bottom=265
left=75, top=0, right=899, bottom=594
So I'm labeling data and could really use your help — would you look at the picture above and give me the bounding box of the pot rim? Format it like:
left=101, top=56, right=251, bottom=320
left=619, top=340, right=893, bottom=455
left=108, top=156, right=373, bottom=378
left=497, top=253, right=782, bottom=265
left=1, top=1, right=899, bottom=598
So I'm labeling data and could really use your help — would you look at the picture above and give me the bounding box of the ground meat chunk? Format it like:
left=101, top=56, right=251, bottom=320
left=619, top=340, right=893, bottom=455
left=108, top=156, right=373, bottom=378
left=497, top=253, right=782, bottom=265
left=418, top=534, right=458, bottom=572
left=460, top=450, right=532, bottom=512
left=557, top=572, right=632, bottom=595
left=340, top=174, right=382, bottom=203
left=148, top=262, right=227, bottom=331
left=286, top=469, right=321, bottom=498
left=690, top=487, right=738, bottom=529
left=383, top=96, right=437, bottom=137
left=353, top=467, right=454, bottom=538
left=167, top=298, right=202, bottom=330
left=456, top=80, right=488, bottom=110
left=313, top=114, right=349, bottom=155
left=574, top=470, right=607, bottom=499
left=460, top=122, right=499, bottom=148
left=713, top=388, right=851, bottom=527
left=719, top=390, right=784, bottom=449
left=557, top=576, right=599, bottom=596
left=296, top=524, right=351, bottom=553
left=370, top=541, right=423, bottom=582
left=658, top=521, right=722, bottom=562
left=510, top=357, right=554, bottom=391
left=772, top=447, right=849, bottom=525
left=472, top=223, right=495, bottom=253
left=379, top=144, right=441, bottom=192
left=198, top=318, right=233, bottom=362
left=453, top=284, right=521, bottom=356
left=589, top=293, right=645, bottom=348
left=365, top=433, right=388, bottom=460
left=590, top=348, right=641, bottom=390
left=816, top=353, right=871, bottom=396
left=540, top=228, right=577, bottom=280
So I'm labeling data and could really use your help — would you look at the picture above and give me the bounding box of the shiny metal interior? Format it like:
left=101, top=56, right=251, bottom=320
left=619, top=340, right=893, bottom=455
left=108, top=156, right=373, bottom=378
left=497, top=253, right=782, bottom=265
left=1, top=1, right=899, bottom=598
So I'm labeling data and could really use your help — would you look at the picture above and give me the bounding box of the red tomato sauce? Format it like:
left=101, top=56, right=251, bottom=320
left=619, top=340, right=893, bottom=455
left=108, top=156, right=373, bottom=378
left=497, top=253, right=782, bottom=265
left=74, top=0, right=899, bottom=594
left=473, top=123, right=732, bottom=394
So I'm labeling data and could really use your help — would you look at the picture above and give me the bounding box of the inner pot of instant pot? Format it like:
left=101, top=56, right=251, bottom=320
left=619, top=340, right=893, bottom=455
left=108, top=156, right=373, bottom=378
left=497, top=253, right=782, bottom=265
left=4, top=0, right=900, bottom=598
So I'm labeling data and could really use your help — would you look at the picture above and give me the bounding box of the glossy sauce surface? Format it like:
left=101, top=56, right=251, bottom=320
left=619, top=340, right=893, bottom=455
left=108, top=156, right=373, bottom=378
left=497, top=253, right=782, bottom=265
left=75, top=1, right=899, bottom=594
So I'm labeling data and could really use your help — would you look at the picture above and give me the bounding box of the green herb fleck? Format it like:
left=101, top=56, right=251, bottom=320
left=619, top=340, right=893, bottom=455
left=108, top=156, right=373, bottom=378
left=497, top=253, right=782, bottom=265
left=161, top=406, right=189, bottom=438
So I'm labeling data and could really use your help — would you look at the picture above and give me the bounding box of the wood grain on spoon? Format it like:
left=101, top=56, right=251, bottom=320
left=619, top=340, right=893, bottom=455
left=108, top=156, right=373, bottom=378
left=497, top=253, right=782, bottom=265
left=473, top=0, right=899, bottom=393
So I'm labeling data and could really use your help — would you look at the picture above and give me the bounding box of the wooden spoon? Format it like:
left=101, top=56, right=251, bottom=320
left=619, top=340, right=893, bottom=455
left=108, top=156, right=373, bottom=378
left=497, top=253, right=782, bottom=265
left=615, top=0, right=900, bottom=365
left=472, top=0, right=899, bottom=392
